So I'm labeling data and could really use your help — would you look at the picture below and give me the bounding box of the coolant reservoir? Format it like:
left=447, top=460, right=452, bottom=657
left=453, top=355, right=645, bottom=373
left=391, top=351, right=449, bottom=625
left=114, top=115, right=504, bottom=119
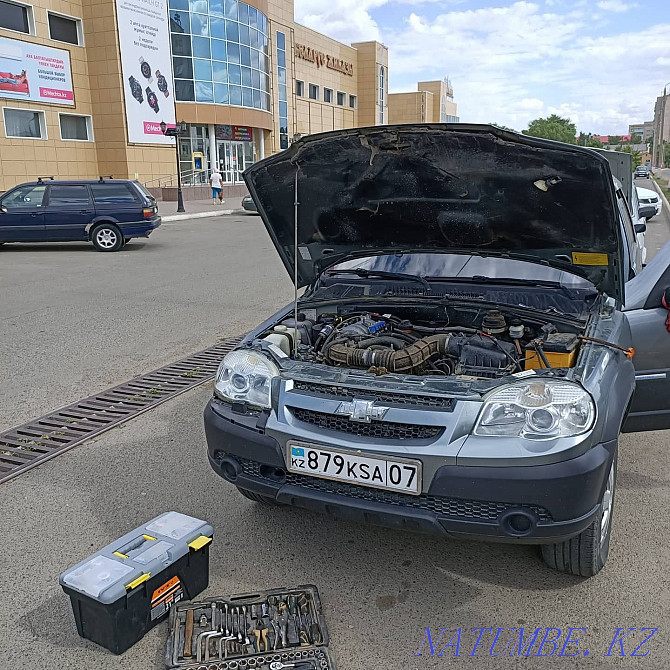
left=262, top=333, right=291, bottom=356
left=273, top=324, right=300, bottom=348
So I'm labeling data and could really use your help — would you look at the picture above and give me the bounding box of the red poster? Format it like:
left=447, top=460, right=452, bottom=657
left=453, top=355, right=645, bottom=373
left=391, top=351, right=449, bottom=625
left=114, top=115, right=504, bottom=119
left=232, top=125, right=253, bottom=141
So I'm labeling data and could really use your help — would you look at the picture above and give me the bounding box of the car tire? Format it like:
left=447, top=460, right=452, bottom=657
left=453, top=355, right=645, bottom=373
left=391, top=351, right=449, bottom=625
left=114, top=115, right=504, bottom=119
left=236, top=487, right=280, bottom=505
left=540, top=449, right=617, bottom=577
left=91, top=223, right=123, bottom=252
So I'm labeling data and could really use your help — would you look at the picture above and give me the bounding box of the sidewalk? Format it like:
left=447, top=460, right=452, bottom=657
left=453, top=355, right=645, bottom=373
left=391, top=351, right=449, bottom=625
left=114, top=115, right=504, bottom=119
left=159, top=196, right=248, bottom=221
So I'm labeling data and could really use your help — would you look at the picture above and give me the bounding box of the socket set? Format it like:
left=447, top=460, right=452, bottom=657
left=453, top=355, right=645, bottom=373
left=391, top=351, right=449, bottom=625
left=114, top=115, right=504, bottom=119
left=166, top=585, right=335, bottom=670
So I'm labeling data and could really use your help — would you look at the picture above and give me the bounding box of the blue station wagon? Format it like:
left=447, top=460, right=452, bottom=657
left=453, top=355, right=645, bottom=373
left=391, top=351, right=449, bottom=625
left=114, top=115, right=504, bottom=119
left=0, top=177, right=161, bottom=251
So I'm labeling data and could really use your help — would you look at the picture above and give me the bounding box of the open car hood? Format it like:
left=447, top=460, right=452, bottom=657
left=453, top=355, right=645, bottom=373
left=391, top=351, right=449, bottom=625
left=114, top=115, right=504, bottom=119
left=244, top=124, right=624, bottom=302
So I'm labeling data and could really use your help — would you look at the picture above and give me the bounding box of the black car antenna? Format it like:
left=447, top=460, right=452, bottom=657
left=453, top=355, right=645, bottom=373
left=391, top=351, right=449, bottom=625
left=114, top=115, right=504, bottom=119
left=293, top=167, right=299, bottom=358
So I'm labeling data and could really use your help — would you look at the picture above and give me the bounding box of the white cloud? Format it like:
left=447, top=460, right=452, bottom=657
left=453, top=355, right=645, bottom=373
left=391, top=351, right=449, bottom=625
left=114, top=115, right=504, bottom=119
left=294, top=0, right=670, bottom=134
left=596, top=0, right=635, bottom=12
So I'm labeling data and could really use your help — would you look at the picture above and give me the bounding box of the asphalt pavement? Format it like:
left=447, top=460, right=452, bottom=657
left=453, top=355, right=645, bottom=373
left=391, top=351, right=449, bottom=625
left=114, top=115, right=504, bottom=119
left=635, top=176, right=670, bottom=261
left=0, top=214, right=293, bottom=432
left=1, top=200, right=670, bottom=668
left=1, top=385, right=669, bottom=669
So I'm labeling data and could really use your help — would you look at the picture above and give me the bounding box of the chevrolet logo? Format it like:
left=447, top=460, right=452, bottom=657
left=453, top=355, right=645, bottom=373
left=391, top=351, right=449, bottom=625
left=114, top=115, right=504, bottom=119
left=334, top=399, right=389, bottom=423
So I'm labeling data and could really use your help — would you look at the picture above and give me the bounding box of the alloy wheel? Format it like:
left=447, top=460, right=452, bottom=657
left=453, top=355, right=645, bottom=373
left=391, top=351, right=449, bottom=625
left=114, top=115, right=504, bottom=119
left=96, top=228, right=118, bottom=249
left=600, top=461, right=615, bottom=547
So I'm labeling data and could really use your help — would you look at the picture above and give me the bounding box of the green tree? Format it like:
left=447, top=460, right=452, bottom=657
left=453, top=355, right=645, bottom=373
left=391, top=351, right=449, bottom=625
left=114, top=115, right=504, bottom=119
left=608, top=135, right=623, bottom=145
left=523, top=115, right=577, bottom=144
left=615, top=144, right=643, bottom=169
left=631, top=133, right=642, bottom=144
left=577, top=132, right=603, bottom=147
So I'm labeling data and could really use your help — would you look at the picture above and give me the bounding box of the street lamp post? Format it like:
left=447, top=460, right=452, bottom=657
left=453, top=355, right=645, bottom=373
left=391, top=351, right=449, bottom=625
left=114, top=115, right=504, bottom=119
left=160, top=120, right=186, bottom=213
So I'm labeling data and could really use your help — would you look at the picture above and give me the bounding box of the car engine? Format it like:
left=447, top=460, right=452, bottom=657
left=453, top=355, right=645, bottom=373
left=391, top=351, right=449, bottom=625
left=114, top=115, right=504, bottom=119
left=259, top=308, right=581, bottom=379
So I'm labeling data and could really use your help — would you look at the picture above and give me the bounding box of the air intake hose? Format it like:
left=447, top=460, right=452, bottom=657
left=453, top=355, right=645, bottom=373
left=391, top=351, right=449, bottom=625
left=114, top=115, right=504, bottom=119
left=327, top=334, right=450, bottom=373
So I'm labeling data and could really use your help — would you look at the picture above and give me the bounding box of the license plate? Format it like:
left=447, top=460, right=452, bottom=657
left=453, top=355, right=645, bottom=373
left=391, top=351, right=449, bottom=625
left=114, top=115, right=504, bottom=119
left=286, top=441, right=422, bottom=495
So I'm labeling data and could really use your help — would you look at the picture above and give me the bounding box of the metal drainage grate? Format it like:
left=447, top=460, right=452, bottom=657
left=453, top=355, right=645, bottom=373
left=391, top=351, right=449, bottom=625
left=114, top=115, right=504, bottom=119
left=0, top=336, right=243, bottom=484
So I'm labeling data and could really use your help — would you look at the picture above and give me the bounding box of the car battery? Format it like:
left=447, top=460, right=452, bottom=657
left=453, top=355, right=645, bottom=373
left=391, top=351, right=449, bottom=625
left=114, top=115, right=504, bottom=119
left=525, top=332, right=580, bottom=370
left=60, top=511, right=213, bottom=655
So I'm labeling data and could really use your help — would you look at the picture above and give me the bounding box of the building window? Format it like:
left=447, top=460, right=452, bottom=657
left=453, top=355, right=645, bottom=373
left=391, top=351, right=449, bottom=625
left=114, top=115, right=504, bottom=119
left=324, top=88, right=333, bottom=104
left=0, top=0, right=33, bottom=34
left=59, top=114, right=93, bottom=141
left=169, top=0, right=270, bottom=110
left=336, top=91, right=345, bottom=106
left=308, top=84, right=319, bottom=100
left=3, top=108, right=46, bottom=139
left=378, top=65, right=385, bottom=124
left=296, top=80, right=304, bottom=97
left=276, top=30, right=288, bottom=150
left=349, top=94, right=357, bottom=109
left=48, top=12, right=83, bottom=45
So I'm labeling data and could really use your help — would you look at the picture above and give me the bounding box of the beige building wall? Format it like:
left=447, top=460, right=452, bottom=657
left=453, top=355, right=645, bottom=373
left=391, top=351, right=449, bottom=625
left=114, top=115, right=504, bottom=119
left=417, top=79, right=457, bottom=121
left=388, top=91, right=433, bottom=124
left=290, top=24, right=359, bottom=142
left=351, top=40, right=388, bottom=128
left=0, top=0, right=176, bottom=191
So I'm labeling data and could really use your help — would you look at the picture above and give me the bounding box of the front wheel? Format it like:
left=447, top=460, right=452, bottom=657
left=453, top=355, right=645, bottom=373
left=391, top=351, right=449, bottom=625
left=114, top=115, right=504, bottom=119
left=540, top=450, right=617, bottom=577
left=91, top=223, right=123, bottom=252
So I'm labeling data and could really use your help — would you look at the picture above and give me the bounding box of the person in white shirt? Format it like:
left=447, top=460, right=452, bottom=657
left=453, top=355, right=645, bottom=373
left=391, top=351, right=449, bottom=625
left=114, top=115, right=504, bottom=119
left=209, top=170, right=224, bottom=204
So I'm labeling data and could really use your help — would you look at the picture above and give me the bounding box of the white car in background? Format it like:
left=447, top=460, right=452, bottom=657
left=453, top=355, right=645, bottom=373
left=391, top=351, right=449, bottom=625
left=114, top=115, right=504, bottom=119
left=636, top=186, right=662, bottom=219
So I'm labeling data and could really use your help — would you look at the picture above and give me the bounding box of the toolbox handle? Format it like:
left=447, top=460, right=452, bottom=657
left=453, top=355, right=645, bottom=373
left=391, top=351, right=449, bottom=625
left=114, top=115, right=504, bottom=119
left=116, top=534, right=156, bottom=557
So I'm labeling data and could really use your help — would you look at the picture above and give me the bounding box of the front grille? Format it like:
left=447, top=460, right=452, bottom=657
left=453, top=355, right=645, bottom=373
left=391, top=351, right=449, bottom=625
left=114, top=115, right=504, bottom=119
left=237, top=458, right=552, bottom=522
left=290, top=407, right=442, bottom=440
left=291, top=381, right=453, bottom=409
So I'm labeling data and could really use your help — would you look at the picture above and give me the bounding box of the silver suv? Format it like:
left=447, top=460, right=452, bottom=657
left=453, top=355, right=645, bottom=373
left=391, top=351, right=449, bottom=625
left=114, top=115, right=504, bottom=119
left=204, top=125, right=670, bottom=577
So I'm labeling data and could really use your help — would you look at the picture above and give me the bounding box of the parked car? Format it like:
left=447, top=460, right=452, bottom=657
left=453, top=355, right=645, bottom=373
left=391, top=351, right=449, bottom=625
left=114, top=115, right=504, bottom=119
left=634, top=165, right=650, bottom=179
left=241, top=194, right=258, bottom=213
left=636, top=186, right=662, bottom=219
left=204, top=125, right=670, bottom=577
left=0, top=178, right=160, bottom=251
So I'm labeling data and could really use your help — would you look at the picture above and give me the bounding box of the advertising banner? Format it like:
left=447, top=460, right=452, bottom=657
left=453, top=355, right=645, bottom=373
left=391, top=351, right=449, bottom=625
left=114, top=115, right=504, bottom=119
left=215, top=125, right=253, bottom=141
left=0, top=36, right=74, bottom=105
left=116, top=0, right=175, bottom=144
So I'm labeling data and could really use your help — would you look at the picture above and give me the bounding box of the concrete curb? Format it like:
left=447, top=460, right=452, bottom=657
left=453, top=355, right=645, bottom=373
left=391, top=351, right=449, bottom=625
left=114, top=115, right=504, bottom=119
left=161, top=208, right=245, bottom=222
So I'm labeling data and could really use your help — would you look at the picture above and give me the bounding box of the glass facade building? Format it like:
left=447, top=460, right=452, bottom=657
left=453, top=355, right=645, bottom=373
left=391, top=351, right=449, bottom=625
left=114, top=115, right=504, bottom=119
left=168, top=0, right=270, bottom=111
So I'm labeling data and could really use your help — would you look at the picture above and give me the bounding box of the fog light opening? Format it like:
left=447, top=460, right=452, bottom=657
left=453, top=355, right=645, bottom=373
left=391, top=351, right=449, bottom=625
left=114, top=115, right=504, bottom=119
left=259, top=464, right=286, bottom=483
left=500, top=510, right=536, bottom=537
left=220, top=457, right=241, bottom=482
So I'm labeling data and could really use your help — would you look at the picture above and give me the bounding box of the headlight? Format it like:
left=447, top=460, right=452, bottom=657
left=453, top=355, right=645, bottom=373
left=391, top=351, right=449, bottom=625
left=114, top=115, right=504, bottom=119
left=214, top=350, right=279, bottom=409
left=474, top=380, right=595, bottom=440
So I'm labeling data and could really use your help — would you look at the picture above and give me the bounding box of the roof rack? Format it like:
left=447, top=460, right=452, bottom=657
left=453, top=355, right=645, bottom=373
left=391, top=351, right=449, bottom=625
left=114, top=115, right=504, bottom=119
left=98, top=175, right=114, bottom=182
left=37, top=176, right=54, bottom=183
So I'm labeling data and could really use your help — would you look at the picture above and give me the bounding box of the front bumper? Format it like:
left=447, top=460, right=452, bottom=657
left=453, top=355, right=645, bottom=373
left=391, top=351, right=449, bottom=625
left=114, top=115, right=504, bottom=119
left=204, top=398, right=615, bottom=544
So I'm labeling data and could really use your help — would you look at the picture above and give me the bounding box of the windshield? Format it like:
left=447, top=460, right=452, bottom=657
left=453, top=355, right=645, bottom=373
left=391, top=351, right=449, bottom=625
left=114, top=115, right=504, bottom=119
left=332, top=253, right=594, bottom=288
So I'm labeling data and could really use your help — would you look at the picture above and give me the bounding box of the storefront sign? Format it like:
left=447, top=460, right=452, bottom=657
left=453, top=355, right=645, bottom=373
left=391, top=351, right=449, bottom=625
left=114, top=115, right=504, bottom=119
left=116, top=0, right=175, bottom=144
left=0, top=36, right=74, bottom=105
left=215, top=125, right=253, bottom=141
left=295, top=44, right=353, bottom=76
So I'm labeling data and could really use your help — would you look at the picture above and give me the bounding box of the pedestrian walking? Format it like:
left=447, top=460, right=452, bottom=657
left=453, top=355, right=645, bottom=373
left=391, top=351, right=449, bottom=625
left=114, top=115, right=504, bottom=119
left=210, top=169, right=224, bottom=204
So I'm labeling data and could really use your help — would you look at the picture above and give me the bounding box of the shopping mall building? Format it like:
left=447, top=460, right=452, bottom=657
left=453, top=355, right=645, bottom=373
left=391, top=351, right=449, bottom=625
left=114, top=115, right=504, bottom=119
left=0, top=0, right=458, bottom=194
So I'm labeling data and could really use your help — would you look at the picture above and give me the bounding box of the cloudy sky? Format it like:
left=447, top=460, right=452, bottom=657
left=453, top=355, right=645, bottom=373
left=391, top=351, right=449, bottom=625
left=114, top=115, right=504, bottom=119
left=294, top=0, right=670, bottom=134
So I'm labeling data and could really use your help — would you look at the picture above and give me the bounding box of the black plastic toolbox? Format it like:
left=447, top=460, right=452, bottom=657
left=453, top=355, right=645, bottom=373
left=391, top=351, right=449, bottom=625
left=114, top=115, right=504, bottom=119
left=165, top=585, right=335, bottom=670
left=60, top=512, right=213, bottom=654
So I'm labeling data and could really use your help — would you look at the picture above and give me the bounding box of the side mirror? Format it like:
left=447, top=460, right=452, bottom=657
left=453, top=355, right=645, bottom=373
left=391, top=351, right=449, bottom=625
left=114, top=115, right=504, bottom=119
left=0, top=206, right=6, bottom=214
left=634, top=222, right=647, bottom=234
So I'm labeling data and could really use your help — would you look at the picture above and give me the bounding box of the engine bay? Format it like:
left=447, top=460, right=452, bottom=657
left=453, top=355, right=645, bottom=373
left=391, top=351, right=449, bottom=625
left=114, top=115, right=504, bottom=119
left=259, top=303, right=584, bottom=379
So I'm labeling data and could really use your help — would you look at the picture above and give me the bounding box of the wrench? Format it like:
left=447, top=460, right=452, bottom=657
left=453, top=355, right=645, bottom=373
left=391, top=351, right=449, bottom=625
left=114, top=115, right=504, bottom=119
left=236, top=607, right=243, bottom=642
left=224, top=603, right=230, bottom=635
left=217, top=634, right=235, bottom=660
left=269, top=662, right=316, bottom=670
left=242, top=605, right=251, bottom=645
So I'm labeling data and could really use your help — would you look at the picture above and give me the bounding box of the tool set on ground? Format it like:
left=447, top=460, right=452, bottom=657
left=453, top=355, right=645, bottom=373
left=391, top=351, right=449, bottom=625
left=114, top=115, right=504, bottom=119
left=59, top=513, right=335, bottom=668
left=165, top=586, right=334, bottom=670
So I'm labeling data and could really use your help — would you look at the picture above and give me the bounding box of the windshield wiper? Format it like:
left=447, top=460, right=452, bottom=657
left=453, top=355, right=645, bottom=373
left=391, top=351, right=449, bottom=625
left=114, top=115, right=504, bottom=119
left=324, top=268, right=431, bottom=292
